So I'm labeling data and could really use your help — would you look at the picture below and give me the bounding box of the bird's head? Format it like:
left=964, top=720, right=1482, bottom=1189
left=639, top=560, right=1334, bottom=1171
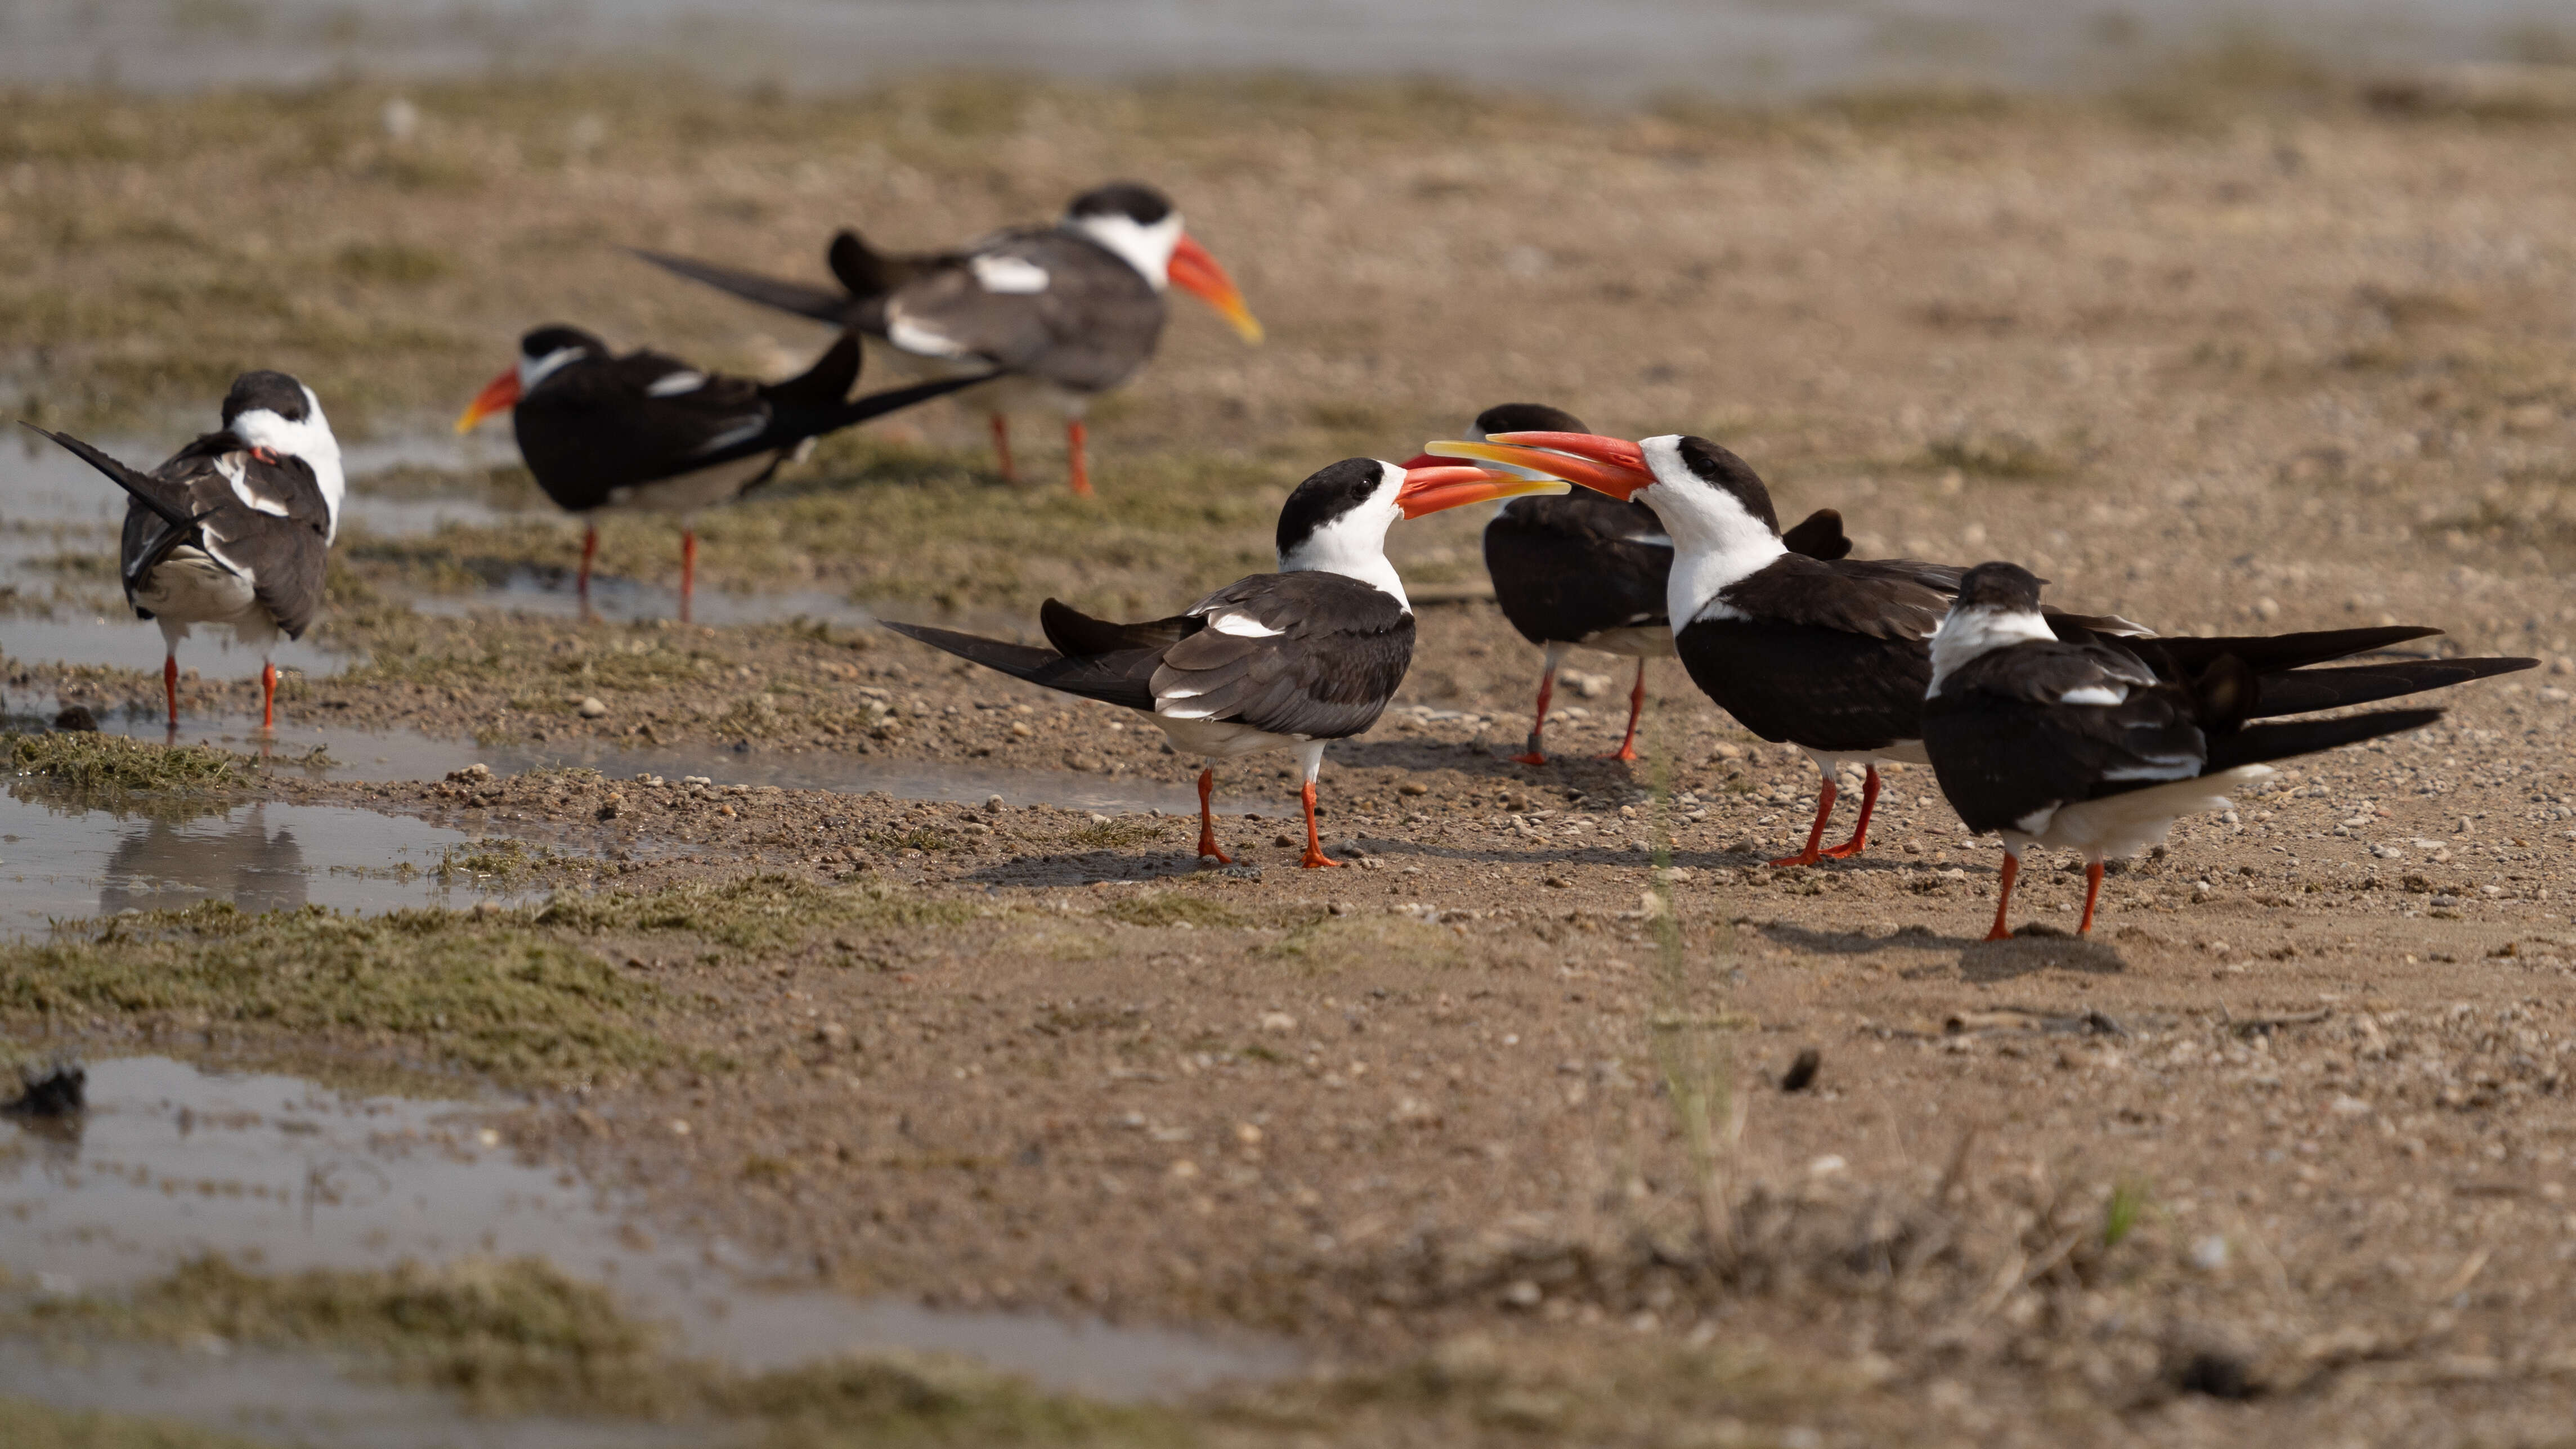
left=455, top=325, right=611, bottom=433
left=1064, top=181, right=1263, bottom=344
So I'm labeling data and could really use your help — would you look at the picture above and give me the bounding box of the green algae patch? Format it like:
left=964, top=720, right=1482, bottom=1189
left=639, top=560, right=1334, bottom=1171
left=0, top=904, right=667, bottom=1087
left=16, top=1255, right=1194, bottom=1444
left=2, top=732, right=251, bottom=795
left=0, top=1397, right=269, bottom=1449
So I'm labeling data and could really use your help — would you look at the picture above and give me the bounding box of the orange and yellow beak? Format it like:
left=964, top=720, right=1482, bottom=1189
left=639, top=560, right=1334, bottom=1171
left=1423, top=432, right=1656, bottom=501
left=453, top=367, right=522, bottom=434
left=1393, top=462, right=1569, bottom=520
left=1168, top=233, right=1264, bottom=344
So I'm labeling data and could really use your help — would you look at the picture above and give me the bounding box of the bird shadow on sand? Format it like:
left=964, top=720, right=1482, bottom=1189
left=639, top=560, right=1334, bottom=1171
left=1951, top=929, right=2127, bottom=982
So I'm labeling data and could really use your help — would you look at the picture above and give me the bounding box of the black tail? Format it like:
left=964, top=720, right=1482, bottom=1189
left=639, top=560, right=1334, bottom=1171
left=881, top=620, right=1161, bottom=713
left=2152, top=625, right=2444, bottom=677
left=827, top=229, right=899, bottom=300
left=629, top=248, right=854, bottom=325
left=761, top=330, right=864, bottom=412
left=2252, top=656, right=2536, bottom=719
left=2205, top=707, right=2445, bottom=773
left=21, top=423, right=200, bottom=535
left=1038, top=598, right=1198, bottom=657
left=686, top=367, right=1000, bottom=474
left=1780, top=508, right=1850, bottom=562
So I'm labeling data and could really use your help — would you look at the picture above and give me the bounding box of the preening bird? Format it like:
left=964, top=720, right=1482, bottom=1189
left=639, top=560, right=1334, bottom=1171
left=454, top=326, right=988, bottom=621
left=1920, top=562, right=2532, bottom=937
left=25, top=370, right=343, bottom=733
left=634, top=181, right=1261, bottom=496
left=883, top=457, right=1560, bottom=868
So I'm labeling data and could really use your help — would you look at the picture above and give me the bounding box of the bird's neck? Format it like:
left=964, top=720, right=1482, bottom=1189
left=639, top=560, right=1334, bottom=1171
left=1279, top=528, right=1410, bottom=612
left=1647, top=485, right=1787, bottom=625
left=1928, top=604, right=2055, bottom=695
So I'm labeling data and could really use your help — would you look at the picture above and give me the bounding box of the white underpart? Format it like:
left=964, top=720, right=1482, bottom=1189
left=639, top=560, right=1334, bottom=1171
left=2001, top=765, right=2273, bottom=863
left=1067, top=210, right=1184, bottom=289
left=1925, top=602, right=2058, bottom=697
left=1628, top=434, right=1789, bottom=630
left=1580, top=624, right=1678, bottom=659
left=1274, top=460, right=1412, bottom=612
left=969, top=253, right=1051, bottom=294
left=519, top=345, right=587, bottom=392
left=1804, top=742, right=1932, bottom=779
left=604, top=453, right=778, bottom=514
left=136, top=545, right=274, bottom=655
left=1152, top=716, right=1301, bottom=760
left=229, top=388, right=344, bottom=543
left=646, top=370, right=709, bottom=397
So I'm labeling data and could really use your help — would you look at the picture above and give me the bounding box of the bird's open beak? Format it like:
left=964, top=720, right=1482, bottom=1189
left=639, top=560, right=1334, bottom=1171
left=1168, top=233, right=1264, bottom=344
left=1395, top=463, right=1569, bottom=520
left=1424, top=432, right=1656, bottom=501
left=454, top=368, right=522, bottom=434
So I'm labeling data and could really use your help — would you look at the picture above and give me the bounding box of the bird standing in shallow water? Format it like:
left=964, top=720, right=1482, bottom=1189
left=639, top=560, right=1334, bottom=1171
left=26, top=370, right=343, bottom=735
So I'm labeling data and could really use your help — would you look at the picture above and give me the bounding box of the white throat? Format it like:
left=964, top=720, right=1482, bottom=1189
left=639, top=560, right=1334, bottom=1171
left=231, top=388, right=344, bottom=544
left=1277, top=475, right=1409, bottom=611
left=1632, top=435, right=1787, bottom=627
left=1069, top=211, right=1184, bottom=289
left=1927, top=604, right=2056, bottom=696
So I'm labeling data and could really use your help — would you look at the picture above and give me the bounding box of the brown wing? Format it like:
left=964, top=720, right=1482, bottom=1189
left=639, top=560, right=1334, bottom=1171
left=880, top=229, right=1164, bottom=392
left=1150, top=573, right=1415, bottom=740
left=1718, top=555, right=1951, bottom=641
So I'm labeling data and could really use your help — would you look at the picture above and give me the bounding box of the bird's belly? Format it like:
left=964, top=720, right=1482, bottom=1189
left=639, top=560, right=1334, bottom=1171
left=605, top=454, right=779, bottom=515
left=1150, top=716, right=1299, bottom=761
left=870, top=342, right=1099, bottom=417
left=134, top=549, right=260, bottom=627
left=1579, top=625, right=1678, bottom=659
left=2008, top=765, right=2272, bottom=858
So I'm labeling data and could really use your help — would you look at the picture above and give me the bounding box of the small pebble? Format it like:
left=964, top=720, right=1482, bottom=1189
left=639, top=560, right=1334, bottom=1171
left=577, top=696, right=608, bottom=718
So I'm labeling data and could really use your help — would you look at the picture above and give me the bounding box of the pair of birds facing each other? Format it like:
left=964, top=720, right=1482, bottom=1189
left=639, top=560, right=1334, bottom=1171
left=885, top=455, right=1562, bottom=868
left=455, top=326, right=993, bottom=621
left=25, top=372, right=344, bottom=734
left=1404, top=402, right=1851, bottom=768
left=1436, top=430, right=2534, bottom=934
left=634, top=181, right=1263, bottom=497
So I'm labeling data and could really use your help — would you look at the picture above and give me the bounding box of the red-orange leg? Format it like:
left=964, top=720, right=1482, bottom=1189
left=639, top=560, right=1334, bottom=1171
left=1984, top=852, right=2020, bottom=941
left=163, top=653, right=180, bottom=730
left=1817, top=766, right=1881, bottom=860
left=1768, top=777, right=1839, bottom=868
left=1066, top=419, right=1092, bottom=498
left=679, top=530, right=697, bottom=625
left=1514, top=660, right=1558, bottom=766
left=989, top=414, right=1016, bottom=483
left=2077, top=859, right=2105, bottom=935
left=259, top=661, right=279, bottom=733
left=1299, top=780, right=1343, bottom=869
left=1194, top=768, right=1233, bottom=864
left=1603, top=658, right=1646, bottom=762
left=577, top=525, right=598, bottom=613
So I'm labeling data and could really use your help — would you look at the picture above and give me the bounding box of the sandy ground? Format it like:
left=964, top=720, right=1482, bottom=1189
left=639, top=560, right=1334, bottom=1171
left=12, top=71, right=2576, bottom=1445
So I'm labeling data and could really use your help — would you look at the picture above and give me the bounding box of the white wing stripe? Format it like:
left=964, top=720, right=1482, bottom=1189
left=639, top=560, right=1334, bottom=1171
left=2058, top=684, right=2127, bottom=706
left=646, top=370, right=710, bottom=397
left=969, top=254, right=1050, bottom=294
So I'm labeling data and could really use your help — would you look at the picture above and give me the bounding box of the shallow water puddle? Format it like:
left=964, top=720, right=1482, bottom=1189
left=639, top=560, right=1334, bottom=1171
left=0, top=1340, right=695, bottom=1449
left=0, top=791, right=538, bottom=936
left=0, top=1057, right=1296, bottom=1405
left=4, top=690, right=1222, bottom=813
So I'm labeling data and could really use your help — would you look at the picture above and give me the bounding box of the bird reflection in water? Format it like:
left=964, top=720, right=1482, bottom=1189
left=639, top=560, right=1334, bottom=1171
left=98, top=802, right=310, bottom=916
